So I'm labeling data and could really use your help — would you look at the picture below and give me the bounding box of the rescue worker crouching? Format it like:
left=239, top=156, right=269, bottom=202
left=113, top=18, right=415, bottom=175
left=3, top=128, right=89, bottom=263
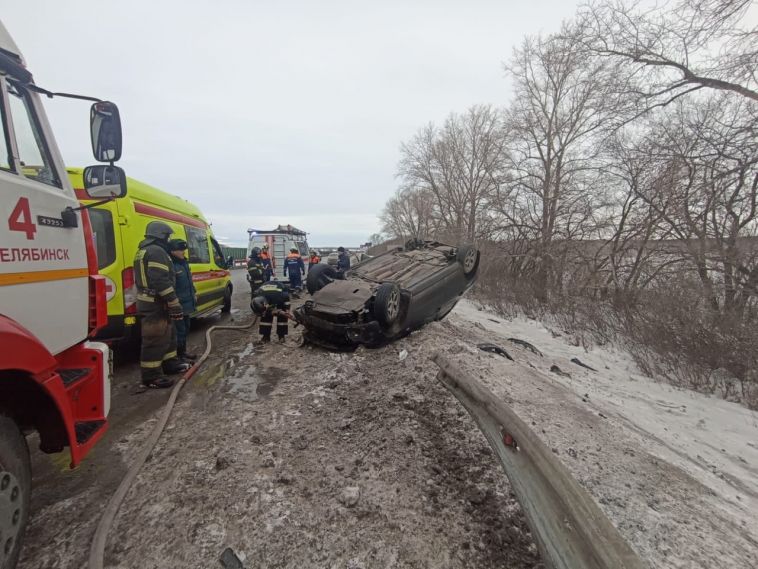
left=283, top=247, right=305, bottom=292
left=168, top=239, right=197, bottom=363
left=247, top=247, right=265, bottom=293
left=134, top=222, right=191, bottom=389
left=251, top=281, right=291, bottom=343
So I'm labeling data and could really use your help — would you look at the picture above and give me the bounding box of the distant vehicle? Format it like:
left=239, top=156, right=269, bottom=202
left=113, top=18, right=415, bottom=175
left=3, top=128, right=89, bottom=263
left=247, top=225, right=309, bottom=282
left=296, top=240, right=480, bottom=349
left=71, top=169, right=232, bottom=342
left=325, top=250, right=368, bottom=268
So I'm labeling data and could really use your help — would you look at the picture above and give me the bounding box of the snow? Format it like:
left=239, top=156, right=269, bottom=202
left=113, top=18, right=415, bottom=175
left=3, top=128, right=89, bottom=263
left=445, top=299, right=758, bottom=568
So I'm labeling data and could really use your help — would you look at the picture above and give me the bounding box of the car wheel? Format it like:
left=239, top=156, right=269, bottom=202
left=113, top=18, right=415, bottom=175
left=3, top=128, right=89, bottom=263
left=221, top=284, right=232, bottom=313
left=307, top=264, right=339, bottom=295
left=0, top=414, right=31, bottom=569
left=374, top=283, right=401, bottom=327
left=457, top=245, right=479, bottom=277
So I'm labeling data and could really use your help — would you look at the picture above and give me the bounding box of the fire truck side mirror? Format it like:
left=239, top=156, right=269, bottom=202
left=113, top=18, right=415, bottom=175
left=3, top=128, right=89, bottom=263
left=83, top=165, right=127, bottom=199
left=90, top=101, right=122, bottom=163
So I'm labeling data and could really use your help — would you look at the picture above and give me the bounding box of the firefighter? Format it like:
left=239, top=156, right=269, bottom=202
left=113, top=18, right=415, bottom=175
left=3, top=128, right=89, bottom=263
left=250, top=281, right=291, bottom=343
left=337, top=246, right=351, bottom=272
left=260, top=244, right=273, bottom=281
left=308, top=249, right=321, bottom=269
left=283, top=247, right=305, bottom=291
left=168, top=239, right=197, bottom=362
left=134, top=222, right=190, bottom=389
left=247, top=247, right=265, bottom=292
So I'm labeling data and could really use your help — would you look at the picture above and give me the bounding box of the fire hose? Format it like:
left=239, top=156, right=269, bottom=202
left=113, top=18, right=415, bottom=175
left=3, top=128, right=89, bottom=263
left=88, top=316, right=258, bottom=569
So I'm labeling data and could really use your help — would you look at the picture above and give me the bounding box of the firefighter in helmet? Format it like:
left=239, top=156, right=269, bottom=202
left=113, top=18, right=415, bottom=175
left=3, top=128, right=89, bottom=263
left=247, top=246, right=265, bottom=293
left=251, top=281, right=291, bottom=343
left=134, top=221, right=191, bottom=388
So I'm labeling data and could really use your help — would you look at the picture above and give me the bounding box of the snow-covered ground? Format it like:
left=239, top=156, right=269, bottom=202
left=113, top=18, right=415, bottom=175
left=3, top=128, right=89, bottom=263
left=441, top=299, right=758, bottom=568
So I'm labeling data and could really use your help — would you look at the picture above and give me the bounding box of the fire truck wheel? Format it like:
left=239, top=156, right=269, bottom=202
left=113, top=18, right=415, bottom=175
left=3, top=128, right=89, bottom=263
left=0, top=414, right=30, bottom=569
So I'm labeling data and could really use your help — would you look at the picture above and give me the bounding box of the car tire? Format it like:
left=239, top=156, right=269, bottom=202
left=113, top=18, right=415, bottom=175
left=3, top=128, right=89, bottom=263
left=307, top=264, right=339, bottom=295
left=374, top=283, right=401, bottom=327
left=221, top=284, right=232, bottom=313
left=456, top=245, right=479, bottom=277
left=0, top=414, right=31, bottom=569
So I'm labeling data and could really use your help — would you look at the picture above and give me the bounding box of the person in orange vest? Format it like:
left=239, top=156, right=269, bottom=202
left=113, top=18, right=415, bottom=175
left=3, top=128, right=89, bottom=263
left=260, top=244, right=273, bottom=281
left=308, top=249, right=321, bottom=270
left=283, top=247, right=306, bottom=292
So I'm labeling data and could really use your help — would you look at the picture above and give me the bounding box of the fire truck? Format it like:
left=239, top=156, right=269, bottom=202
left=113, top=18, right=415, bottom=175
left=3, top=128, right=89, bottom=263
left=0, top=21, right=127, bottom=569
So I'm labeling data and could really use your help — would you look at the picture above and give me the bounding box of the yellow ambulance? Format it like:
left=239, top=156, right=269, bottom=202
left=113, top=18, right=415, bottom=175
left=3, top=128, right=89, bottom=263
left=67, top=168, right=232, bottom=342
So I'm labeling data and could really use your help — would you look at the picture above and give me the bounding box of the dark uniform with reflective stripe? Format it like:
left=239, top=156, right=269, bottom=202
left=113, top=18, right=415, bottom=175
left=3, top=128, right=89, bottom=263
left=134, top=237, right=182, bottom=380
left=253, top=281, right=290, bottom=340
left=247, top=253, right=265, bottom=292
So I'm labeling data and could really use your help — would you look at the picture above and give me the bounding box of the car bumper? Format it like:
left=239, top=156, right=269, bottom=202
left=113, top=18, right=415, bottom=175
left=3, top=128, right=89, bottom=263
left=294, top=307, right=385, bottom=348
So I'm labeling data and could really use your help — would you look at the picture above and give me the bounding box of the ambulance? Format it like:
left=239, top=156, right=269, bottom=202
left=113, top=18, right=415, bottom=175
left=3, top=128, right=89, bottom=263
left=68, top=168, right=233, bottom=342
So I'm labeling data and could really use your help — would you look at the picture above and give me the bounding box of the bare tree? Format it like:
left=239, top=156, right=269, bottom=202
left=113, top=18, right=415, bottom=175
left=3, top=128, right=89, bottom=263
left=500, top=25, right=621, bottom=298
left=577, top=0, right=758, bottom=114
left=397, top=105, right=507, bottom=243
left=380, top=186, right=438, bottom=240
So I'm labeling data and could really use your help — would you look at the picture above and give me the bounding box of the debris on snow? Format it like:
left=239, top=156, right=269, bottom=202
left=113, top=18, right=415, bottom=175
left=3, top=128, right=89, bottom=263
left=476, top=343, right=514, bottom=360
left=571, top=357, right=597, bottom=372
left=549, top=364, right=571, bottom=378
left=508, top=337, right=543, bottom=356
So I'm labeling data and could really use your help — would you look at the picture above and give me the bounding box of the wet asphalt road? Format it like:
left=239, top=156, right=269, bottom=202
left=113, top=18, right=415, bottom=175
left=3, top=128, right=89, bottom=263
left=17, top=269, right=253, bottom=569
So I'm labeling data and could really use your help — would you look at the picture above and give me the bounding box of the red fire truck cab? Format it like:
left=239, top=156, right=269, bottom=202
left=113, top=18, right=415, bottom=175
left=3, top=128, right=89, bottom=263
left=0, top=19, right=128, bottom=569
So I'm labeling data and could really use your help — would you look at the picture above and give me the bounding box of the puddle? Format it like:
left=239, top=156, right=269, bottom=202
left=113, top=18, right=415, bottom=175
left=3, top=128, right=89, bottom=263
left=192, top=358, right=233, bottom=389
left=227, top=365, right=285, bottom=402
left=191, top=352, right=284, bottom=403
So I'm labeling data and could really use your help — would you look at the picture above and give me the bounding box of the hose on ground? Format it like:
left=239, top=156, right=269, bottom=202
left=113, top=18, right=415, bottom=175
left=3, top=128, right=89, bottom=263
left=88, top=316, right=257, bottom=569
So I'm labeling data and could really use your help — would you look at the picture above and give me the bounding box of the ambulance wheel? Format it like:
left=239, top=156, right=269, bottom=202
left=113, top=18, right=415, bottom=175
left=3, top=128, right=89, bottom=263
left=374, top=283, right=401, bottom=327
left=0, top=414, right=31, bottom=569
left=306, top=264, right=339, bottom=295
left=222, top=285, right=232, bottom=313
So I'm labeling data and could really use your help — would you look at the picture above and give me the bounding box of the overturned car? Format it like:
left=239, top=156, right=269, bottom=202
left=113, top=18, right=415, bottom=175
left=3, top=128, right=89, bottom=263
left=295, top=240, right=480, bottom=348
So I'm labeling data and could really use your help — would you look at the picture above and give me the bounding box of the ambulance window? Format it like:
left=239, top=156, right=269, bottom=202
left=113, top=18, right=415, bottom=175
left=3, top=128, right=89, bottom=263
left=89, top=208, right=116, bottom=269
left=185, top=226, right=210, bottom=263
left=5, top=79, right=61, bottom=189
left=297, top=241, right=308, bottom=256
left=210, top=238, right=225, bottom=267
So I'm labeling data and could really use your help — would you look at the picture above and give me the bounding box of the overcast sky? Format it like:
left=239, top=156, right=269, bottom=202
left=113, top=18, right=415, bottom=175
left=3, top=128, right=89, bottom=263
left=4, top=0, right=581, bottom=247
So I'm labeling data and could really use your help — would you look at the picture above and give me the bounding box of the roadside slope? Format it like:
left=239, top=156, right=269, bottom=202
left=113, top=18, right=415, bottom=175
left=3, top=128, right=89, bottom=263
left=447, top=300, right=758, bottom=568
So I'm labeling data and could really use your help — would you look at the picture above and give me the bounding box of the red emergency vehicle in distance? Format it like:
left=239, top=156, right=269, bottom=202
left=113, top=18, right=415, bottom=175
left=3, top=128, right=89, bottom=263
left=0, top=19, right=128, bottom=569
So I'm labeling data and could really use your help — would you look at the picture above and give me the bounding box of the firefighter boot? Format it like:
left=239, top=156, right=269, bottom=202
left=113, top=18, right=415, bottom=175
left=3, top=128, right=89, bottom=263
left=178, top=345, right=198, bottom=362
left=141, top=370, right=175, bottom=389
left=163, top=357, right=191, bottom=375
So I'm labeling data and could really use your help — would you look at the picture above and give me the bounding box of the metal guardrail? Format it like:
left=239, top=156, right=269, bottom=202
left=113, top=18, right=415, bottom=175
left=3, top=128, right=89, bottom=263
left=431, top=354, right=646, bottom=569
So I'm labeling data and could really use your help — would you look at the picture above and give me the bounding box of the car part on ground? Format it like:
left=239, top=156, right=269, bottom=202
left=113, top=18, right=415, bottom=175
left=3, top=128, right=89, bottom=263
left=295, top=240, right=480, bottom=349
left=431, top=353, right=645, bottom=569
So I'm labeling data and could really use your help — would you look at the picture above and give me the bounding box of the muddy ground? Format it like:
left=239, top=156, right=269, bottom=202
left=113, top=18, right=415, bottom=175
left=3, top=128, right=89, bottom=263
left=18, top=270, right=542, bottom=569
